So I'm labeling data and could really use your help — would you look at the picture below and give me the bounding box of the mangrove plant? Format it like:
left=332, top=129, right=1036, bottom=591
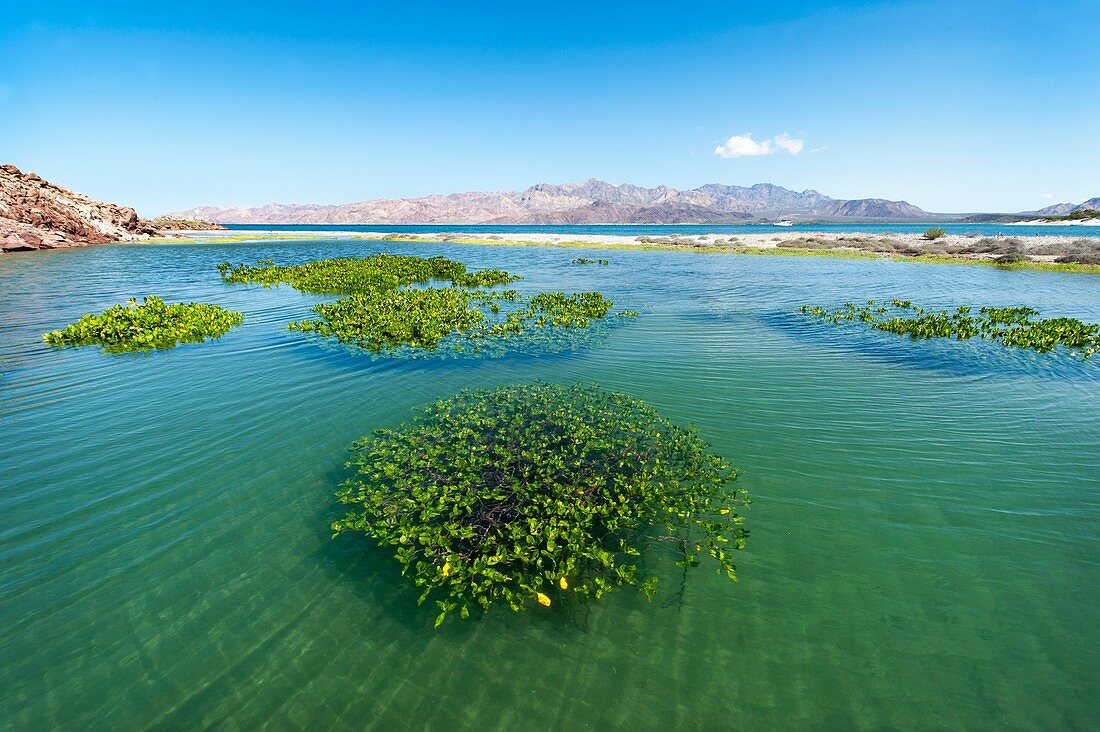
left=43, top=296, right=243, bottom=352
left=800, top=300, right=1100, bottom=359
left=333, top=383, right=748, bottom=626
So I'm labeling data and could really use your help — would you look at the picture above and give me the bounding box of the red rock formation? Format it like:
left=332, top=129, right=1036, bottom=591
left=0, top=164, right=158, bottom=253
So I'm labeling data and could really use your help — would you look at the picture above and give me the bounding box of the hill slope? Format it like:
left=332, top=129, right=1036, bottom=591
left=1, top=164, right=156, bottom=252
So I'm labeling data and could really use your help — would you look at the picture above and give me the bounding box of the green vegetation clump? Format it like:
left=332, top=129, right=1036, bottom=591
left=290, top=288, right=622, bottom=352
left=800, top=300, right=1100, bottom=359
left=572, top=258, right=609, bottom=265
left=332, top=383, right=748, bottom=625
left=451, top=269, right=519, bottom=287
left=43, top=296, right=243, bottom=352
left=486, top=292, right=615, bottom=335
left=923, top=227, right=946, bottom=240
left=289, top=287, right=493, bottom=351
left=221, top=255, right=634, bottom=355
left=216, top=254, right=520, bottom=294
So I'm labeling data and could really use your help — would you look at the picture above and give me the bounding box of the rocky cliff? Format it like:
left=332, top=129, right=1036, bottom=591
left=170, top=178, right=935, bottom=224
left=0, top=164, right=157, bottom=252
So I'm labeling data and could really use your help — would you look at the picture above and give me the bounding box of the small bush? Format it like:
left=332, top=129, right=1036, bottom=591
left=1055, top=252, right=1100, bottom=265
left=923, top=227, right=947, bottom=240
left=947, top=237, right=1023, bottom=256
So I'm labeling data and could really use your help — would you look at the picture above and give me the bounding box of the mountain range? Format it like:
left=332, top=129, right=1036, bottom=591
left=168, top=179, right=935, bottom=225
left=1032, top=198, right=1100, bottom=216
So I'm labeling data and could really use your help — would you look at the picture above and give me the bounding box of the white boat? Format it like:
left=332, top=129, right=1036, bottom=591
left=773, top=220, right=794, bottom=227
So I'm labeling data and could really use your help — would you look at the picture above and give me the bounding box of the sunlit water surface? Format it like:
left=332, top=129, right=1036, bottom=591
left=1, top=239, right=1098, bottom=729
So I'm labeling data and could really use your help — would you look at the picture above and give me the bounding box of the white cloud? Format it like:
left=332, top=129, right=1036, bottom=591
left=714, top=132, right=805, bottom=158
left=1039, top=193, right=1055, bottom=200
left=772, top=133, right=804, bottom=155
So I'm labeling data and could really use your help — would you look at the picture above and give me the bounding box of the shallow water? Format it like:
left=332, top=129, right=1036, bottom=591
left=2, top=240, right=1098, bottom=729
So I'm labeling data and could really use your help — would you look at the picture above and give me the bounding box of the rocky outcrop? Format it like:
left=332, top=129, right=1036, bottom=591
left=0, top=164, right=157, bottom=253
left=169, top=178, right=936, bottom=225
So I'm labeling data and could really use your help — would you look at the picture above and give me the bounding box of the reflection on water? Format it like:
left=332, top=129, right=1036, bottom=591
left=1, top=239, right=1098, bottom=729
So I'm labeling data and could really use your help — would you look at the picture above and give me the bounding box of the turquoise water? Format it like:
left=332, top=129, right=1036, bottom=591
left=2, top=239, right=1098, bottom=729
left=224, top=222, right=1100, bottom=238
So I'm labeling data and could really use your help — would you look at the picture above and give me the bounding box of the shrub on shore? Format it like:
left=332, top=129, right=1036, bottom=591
left=43, top=296, right=243, bottom=352
left=946, top=237, right=1023, bottom=256
left=332, top=383, right=749, bottom=625
left=923, top=227, right=946, bottom=240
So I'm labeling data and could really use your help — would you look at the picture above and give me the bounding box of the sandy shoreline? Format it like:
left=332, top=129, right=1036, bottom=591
left=1008, top=218, right=1100, bottom=226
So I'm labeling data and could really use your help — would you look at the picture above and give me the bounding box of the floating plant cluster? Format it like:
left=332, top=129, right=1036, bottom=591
left=333, top=383, right=749, bottom=626
left=43, top=296, right=243, bottom=352
left=220, top=254, right=634, bottom=354
left=801, top=300, right=1100, bottom=359
left=289, top=288, right=623, bottom=353
left=571, top=258, right=609, bottom=266
left=216, top=254, right=520, bottom=294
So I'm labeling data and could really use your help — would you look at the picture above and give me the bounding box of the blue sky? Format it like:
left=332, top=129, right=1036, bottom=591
left=3, top=1, right=1097, bottom=215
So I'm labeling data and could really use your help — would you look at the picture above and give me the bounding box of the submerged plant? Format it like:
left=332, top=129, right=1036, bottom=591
left=216, top=254, right=520, bottom=294
left=332, top=383, right=748, bottom=626
left=43, top=296, right=243, bottom=352
left=800, top=300, right=1100, bottom=359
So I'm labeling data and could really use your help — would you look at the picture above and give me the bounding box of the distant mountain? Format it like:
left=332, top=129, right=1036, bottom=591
left=1033, top=197, right=1100, bottom=216
left=169, top=179, right=935, bottom=224
left=817, top=198, right=928, bottom=219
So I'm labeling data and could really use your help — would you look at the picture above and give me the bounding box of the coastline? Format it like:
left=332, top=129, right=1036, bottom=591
left=1008, top=218, right=1100, bottom=226
left=148, top=229, right=1100, bottom=275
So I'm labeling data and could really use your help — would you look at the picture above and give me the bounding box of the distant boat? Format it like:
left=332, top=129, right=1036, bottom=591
left=773, top=220, right=794, bottom=227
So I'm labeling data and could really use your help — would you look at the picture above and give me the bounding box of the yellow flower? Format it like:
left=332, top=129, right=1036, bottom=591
left=719, top=508, right=730, bottom=515
left=442, top=562, right=451, bottom=577
left=536, top=592, right=552, bottom=607
left=559, top=577, right=569, bottom=590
